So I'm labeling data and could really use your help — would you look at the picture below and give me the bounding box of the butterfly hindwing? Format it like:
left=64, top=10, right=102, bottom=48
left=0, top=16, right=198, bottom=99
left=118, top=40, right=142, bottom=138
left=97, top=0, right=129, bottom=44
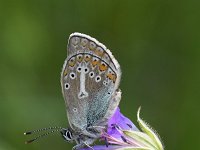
left=61, top=33, right=121, bottom=131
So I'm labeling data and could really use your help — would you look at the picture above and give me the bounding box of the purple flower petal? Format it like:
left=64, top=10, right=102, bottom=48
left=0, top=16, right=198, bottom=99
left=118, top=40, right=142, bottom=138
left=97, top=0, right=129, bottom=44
left=80, top=145, right=130, bottom=150
left=107, top=107, right=139, bottom=139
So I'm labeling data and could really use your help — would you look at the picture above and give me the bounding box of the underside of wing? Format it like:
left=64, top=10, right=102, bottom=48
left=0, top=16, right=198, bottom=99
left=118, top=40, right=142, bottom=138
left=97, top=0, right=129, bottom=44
left=61, top=33, right=121, bottom=130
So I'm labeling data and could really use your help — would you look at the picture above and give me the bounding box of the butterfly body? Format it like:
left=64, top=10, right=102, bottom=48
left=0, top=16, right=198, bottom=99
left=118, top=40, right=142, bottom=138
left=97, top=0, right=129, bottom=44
left=60, top=33, right=122, bottom=149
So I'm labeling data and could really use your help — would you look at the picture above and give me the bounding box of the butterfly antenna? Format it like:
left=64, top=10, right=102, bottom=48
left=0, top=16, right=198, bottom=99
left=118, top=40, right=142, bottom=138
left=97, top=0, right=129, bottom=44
left=24, top=127, right=62, bottom=135
left=25, top=129, right=62, bottom=144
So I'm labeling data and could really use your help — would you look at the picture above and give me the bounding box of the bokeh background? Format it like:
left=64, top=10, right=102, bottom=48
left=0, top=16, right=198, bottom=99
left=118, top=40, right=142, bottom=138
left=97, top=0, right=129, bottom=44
left=0, top=0, right=200, bottom=150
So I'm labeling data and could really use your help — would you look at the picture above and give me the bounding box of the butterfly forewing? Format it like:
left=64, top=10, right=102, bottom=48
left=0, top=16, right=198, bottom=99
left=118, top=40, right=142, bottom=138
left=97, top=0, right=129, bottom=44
left=61, top=33, right=121, bottom=131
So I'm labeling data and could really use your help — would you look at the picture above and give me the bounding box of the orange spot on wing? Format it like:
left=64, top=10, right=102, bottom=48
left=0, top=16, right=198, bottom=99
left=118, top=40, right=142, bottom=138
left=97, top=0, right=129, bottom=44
left=77, top=55, right=83, bottom=62
left=107, top=73, right=116, bottom=83
left=69, top=58, right=76, bottom=67
left=84, top=55, right=91, bottom=62
left=64, top=69, right=68, bottom=76
left=99, top=63, right=108, bottom=72
left=95, top=47, right=104, bottom=57
left=91, top=58, right=99, bottom=67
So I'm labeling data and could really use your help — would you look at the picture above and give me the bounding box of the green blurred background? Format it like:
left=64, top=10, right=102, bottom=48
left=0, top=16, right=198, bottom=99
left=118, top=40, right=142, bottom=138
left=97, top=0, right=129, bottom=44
left=0, top=0, right=199, bottom=149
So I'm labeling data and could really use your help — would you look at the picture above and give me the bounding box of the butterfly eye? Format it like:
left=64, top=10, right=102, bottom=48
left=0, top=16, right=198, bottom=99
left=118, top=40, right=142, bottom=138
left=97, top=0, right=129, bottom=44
left=61, top=129, right=73, bottom=142
left=66, top=131, right=72, bottom=140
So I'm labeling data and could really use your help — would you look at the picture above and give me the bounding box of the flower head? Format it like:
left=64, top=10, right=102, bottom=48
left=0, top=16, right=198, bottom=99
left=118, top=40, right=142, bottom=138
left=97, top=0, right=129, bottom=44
left=81, top=107, right=164, bottom=150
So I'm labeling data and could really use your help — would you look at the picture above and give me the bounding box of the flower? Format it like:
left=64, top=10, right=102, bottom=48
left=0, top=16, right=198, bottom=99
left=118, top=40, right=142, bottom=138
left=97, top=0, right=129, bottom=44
left=81, top=107, right=164, bottom=150
left=107, top=107, right=139, bottom=140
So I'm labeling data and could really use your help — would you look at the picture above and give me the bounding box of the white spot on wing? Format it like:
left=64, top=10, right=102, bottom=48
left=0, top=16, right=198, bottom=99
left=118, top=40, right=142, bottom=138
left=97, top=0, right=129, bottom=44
left=95, top=75, right=101, bottom=82
left=73, top=107, right=77, bottom=112
left=78, top=63, right=89, bottom=99
left=65, top=83, right=70, bottom=90
left=69, top=72, right=76, bottom=79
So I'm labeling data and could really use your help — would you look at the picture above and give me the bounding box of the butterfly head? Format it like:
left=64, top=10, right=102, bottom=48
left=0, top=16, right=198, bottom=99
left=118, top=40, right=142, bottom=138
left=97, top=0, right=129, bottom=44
left=60, top=128, right=74, bottom=142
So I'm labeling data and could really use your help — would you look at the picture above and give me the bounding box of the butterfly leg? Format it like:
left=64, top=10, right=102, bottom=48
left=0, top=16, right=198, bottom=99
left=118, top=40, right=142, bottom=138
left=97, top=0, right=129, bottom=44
left=88, top=126, right=106, bottom=130
left=72, top=138, right=95, bottom=150
left=87, top=125, right=106, bottom=135
left=72, top=143, right=84, bottom=150
left=81, top=129, right=100, bottom=139
left=83, top=141, right=94, bottom=150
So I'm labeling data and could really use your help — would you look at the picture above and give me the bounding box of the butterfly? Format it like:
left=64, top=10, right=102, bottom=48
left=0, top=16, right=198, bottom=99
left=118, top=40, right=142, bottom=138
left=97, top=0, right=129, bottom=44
left=24, top=33, right=122, bottom=150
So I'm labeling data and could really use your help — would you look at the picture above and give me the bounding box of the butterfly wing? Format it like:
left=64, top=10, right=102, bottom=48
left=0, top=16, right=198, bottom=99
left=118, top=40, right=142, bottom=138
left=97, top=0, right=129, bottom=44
left=61, top=33, right=121, bottom=131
